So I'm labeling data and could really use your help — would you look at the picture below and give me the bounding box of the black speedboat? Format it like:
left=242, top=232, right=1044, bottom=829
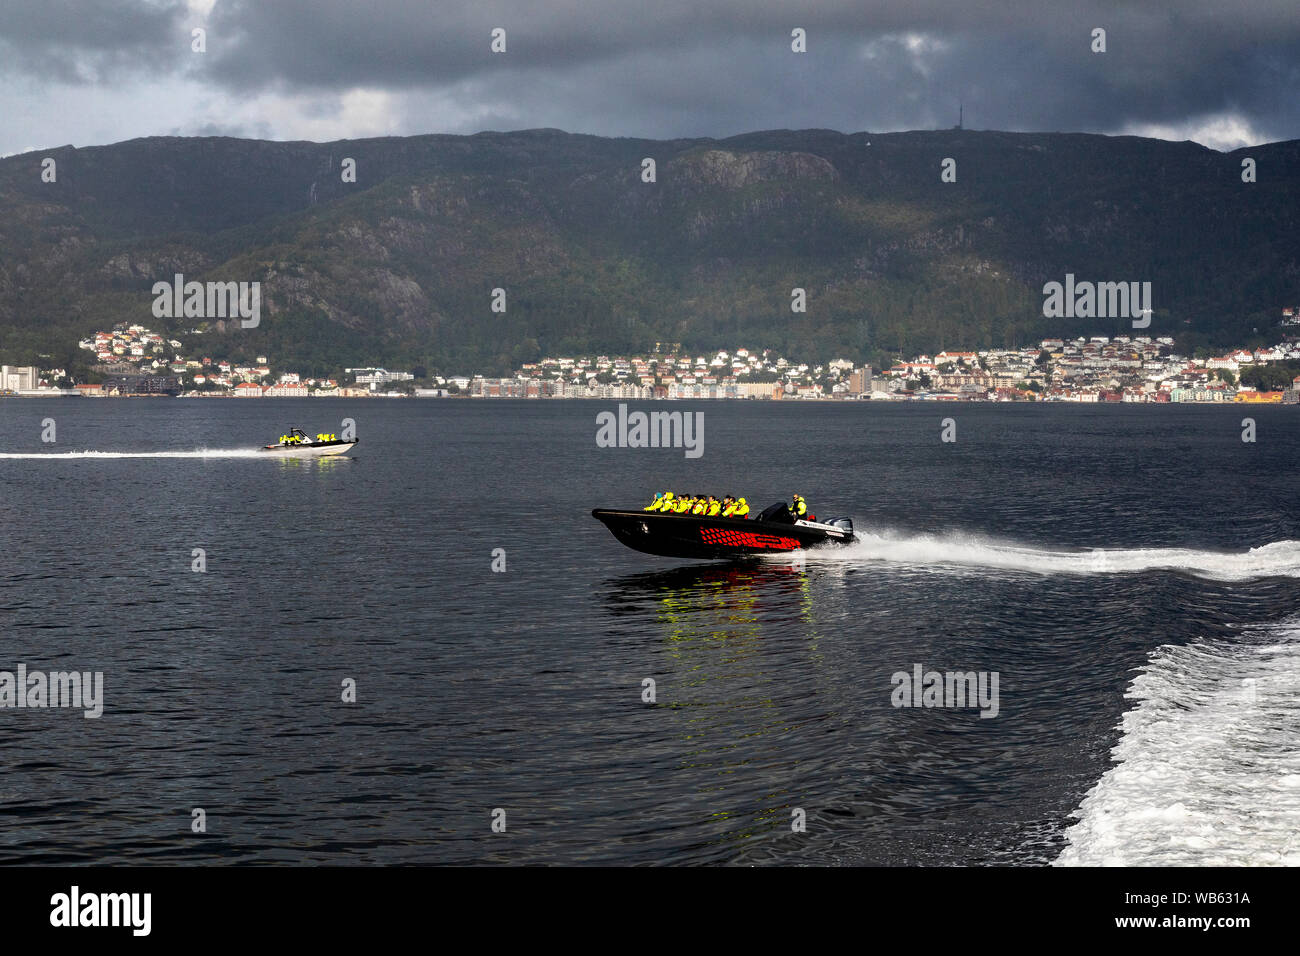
left=592, top=502, right=854, bottom=560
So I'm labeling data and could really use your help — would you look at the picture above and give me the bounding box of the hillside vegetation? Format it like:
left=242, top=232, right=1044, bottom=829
left=1, top=128, right=1296, bottom=375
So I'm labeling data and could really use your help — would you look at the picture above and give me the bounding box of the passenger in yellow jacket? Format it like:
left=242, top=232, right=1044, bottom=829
left=674, top=496, right=693, bottom=514
left=733, top=497, right=750, bottom=518
left=706, top=497, right=722, bottom=516
left=691, top=497, right=708, bottom=515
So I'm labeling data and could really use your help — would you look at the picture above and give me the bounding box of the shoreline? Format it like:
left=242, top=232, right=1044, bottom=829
left=3, top=392, right=1293, bottom=405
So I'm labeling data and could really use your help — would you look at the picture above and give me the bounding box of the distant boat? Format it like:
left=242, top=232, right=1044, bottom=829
left=260, top=427, right=357, bottom=457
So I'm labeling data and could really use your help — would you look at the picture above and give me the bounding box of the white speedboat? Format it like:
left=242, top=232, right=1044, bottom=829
left=260, top=428, right=357, bottom=457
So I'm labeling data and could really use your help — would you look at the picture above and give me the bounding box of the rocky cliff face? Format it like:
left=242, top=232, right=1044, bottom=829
left=670, top=149, right=839, bottom=189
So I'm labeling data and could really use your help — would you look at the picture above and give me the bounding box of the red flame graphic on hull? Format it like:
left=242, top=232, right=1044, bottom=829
left=699, top=527, right=803, bottom=551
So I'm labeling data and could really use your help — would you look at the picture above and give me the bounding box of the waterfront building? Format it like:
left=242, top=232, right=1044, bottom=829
left=0, top=365, right=38, bottom=391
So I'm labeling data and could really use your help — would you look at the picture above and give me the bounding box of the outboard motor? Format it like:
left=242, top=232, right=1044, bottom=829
left=824, top=517, right=854, bottom=536
left=756, top=502, right=795, bottom=524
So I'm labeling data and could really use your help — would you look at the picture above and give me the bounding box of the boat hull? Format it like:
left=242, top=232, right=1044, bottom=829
left=591, top=508, right=852, bottom=560
left=259, top=441, right=357, bottom=458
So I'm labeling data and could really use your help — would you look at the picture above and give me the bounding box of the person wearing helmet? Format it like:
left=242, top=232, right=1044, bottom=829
left=792, top=493, right=808, bottom=519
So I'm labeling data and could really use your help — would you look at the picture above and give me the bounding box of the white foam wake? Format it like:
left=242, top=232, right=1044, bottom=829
left=807, top=528, right=1300, bottom=581
left=0, top=448, right=268, bottom=459
left=1056, top=621, right=1300, bottom=866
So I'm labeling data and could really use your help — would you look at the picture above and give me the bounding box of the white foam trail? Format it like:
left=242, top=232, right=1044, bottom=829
left=1056, top=621, right=1300, bottom=866
left=0, top=449, right=267, bottom=459
left=808, top=527, right=1300, bottom=581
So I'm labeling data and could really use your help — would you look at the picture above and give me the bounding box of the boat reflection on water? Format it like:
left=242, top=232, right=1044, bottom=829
left=273, top=454, right=355, bottom=471
left=605, top=559, right=819, bottom=638
left=603, top=559, right=834, bottom=859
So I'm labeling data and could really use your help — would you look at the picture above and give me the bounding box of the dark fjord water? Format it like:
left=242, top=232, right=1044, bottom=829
left=1, top=398, right=1297, bottom=865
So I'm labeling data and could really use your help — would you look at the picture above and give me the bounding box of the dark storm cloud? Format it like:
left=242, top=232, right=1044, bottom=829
left=197, top=0, right=1300, bottom=143
left=0, top=0, right=1297, bottom=146
left=0, top=0, right=186, bottom=84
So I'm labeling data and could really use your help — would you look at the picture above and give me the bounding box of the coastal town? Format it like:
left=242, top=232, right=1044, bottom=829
left=2, top=308, right=1300, bottom=404
left=469, top=332, right=1300, bottom=404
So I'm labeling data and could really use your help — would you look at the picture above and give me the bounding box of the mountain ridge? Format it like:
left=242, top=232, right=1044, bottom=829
left=1, top=127, right=1296, bottom=376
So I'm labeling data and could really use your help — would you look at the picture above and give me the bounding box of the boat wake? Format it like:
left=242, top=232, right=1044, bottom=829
left=1055, top=617, right=1300, bottom=866
left=0, top=449, right=268, bottom=459
left=804, top=527, right=1300, bottom=581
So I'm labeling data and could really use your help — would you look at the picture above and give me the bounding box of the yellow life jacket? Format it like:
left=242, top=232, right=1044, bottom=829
left=678, top=499, right=693, bottom=513
left=722, top=503, right=735, bottom=517
left=794, top=498, right=807, bottom=518
left=735, top=502, right=750, bottom=517
left=707, top=500, right=721, bottom=516
left=692, top=500, right=707, bottom=515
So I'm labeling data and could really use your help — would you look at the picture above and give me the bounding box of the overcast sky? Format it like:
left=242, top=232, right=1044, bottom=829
left=2, top=0, right=1297, bottom=156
